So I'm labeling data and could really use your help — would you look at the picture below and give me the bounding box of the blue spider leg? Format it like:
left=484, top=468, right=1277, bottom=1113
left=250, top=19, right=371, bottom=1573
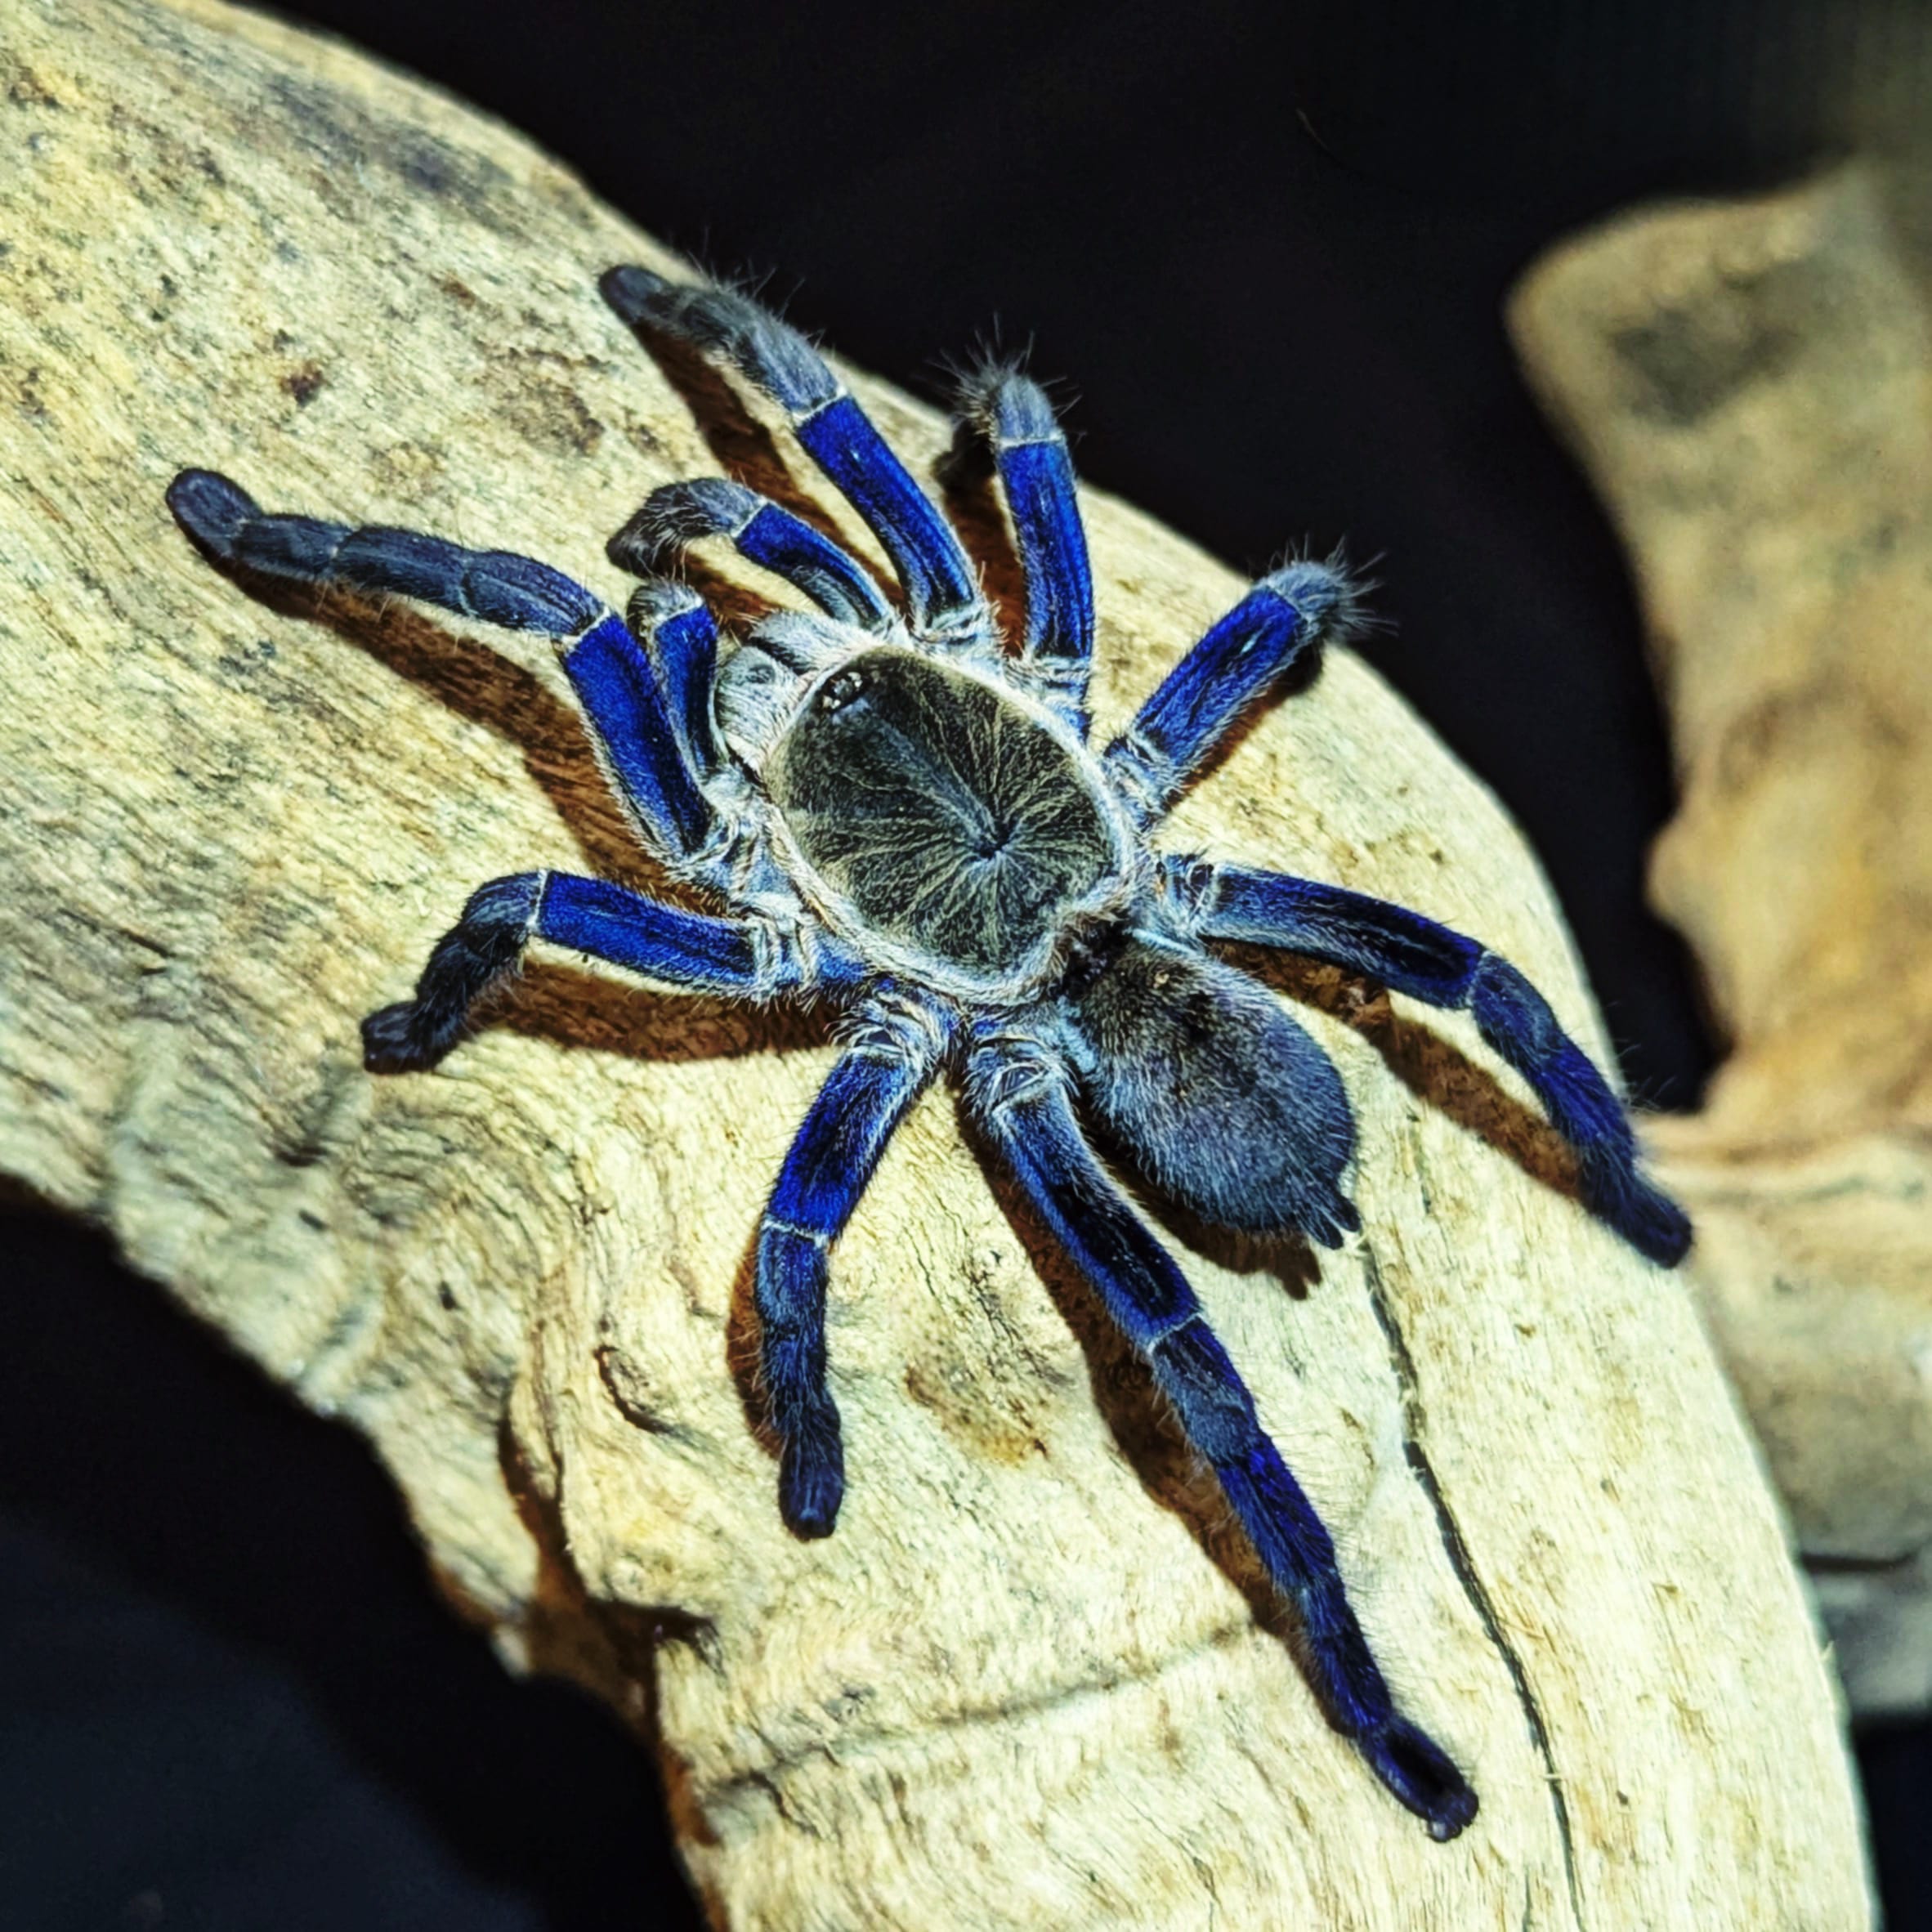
left=967, top=1031, right=1478, bottom=1840
left=601, top=267, right=988, bottom=642
left=610, top=476, right=896, bottom=633
left=955, top=368, right=1095, bottom=731
left=1167, top=857, right=1693, bottom=1265
left=168, top=469, right=717, bottom=871
left=1103, top=557, right=1366, bottom=824
left=758, top=995, right=948, bottom=1537
left=361, top=869, right=832, bottom=1072
left=623, top=577, right=724, bottom=780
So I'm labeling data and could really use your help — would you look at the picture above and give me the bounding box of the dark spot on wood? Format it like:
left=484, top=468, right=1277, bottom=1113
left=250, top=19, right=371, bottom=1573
left=282, top=360, right=325, bottom=407
left=7, top=65, right=62, bottom=110
left=498, top=371, right=605, bottom=457
left=1610, top=257, right=1824, bottom=424
left=12, top=364, right=48, bottom=423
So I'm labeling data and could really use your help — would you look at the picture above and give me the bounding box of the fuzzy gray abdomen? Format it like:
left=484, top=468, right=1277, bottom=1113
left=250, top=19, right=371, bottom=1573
left=766, top=649, right=1113, bottom=977
left=1066, top=939, right=1360, bottom=1246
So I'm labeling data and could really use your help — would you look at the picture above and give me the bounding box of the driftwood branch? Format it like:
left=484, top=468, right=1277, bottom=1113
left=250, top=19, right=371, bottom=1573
left=0, top=2, right=1868, bottom=1924
left=1513, top=158, right=1932, bottom=1724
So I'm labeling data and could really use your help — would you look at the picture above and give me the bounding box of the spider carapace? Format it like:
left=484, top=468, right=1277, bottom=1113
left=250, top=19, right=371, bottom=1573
left=169, top=265, right=1691, bottom=1842
left=746, top=642, right=1131, bottom=991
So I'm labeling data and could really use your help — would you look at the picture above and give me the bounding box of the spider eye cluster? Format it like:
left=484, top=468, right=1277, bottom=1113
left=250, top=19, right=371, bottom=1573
left=712, top=610, right=874, bottom=773
left=816, top=665, right=868, bottom=713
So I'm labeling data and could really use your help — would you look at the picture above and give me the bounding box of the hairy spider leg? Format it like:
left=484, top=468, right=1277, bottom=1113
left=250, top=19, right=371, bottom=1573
left=968, top=1031, right=1478, bottom=1839
left=1171, top=859, right=1693, bottom=1265
left=166, top=470, right=717, bottom=874
left=360, top=870, right=832, bottom=1072
left=623, top=577, right=726, bottom=780
left=1103, top=558, right=1366, bottom=823
left=758, top=1000, right=948, bottom=1536
left=610, top=476, right=896, bottom=634
left=954, top=367, right=1095, bottom=731
left=601, top=267, right=988, bottom=642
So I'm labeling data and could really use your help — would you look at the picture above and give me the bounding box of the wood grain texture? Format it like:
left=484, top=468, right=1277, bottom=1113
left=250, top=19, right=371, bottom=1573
left=0, top=2, right=1869, bottom=1924
left=1512, top=159, right=1932, bottom=1724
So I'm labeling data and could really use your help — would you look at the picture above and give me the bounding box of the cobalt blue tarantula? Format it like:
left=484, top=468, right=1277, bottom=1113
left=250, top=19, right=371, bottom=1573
left=168, top=266, right=1689, bottom=1842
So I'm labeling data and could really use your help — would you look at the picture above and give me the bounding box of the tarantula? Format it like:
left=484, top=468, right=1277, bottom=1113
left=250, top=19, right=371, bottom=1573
left=168, top=266, right=1689, bottom=1841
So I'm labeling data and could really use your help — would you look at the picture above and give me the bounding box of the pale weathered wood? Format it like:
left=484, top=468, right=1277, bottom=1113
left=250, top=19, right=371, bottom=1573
left=1512, top=160, right=1932, bottom=1722
left=0, top=2, right=1869, bottom=1925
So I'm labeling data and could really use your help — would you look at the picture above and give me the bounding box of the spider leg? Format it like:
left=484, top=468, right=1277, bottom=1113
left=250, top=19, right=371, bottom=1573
left=601, top=266, right=989, bottom=645
left=360, top=870, right=835, bottom=1072
left=967, top=1029, right=1478, bottom=1840
left=954, top=367, right=1094, bottom=732
left=1103, top=557, right=1366, bottom=824
left=610, top=476, right=895, bottom=634
left=758, top=994, right=948, bottom=1536
left=622, top=576, right=724, bottom=781
left=1165, top=857, right=1693, bottom=1265
left=168, top=469, right=719, bottom=874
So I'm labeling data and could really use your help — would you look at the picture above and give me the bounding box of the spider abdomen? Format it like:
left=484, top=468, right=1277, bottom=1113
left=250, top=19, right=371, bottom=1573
left=1065, top=939, right=1360, bottom=1246
left=765, top=648, right=1123, bottom=986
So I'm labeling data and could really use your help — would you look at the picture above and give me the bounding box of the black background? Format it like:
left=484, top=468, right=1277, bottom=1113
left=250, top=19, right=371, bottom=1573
left=6, top=1, right=1926, bottom=1925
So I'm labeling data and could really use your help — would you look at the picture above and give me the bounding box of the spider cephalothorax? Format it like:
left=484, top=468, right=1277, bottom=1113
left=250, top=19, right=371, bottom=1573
left=168, top=266, right=1690, bottom=1842
left=728, top=633, right=1140, bottom=999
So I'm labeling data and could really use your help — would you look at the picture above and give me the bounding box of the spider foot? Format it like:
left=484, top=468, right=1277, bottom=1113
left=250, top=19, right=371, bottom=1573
left=598, top=262, right=669, bottom=327
left=778, top=1415, right=845, bottom=1540
left=168, top=467, right=259, bottom=561
left=1362, top=1715, right=1479, bottom=1841
left=1584, top=1165, right=1693, bottom=1268
left=360, top=874, right=541, bottom=1074
left=360, top=1000, right=458, bottom=1073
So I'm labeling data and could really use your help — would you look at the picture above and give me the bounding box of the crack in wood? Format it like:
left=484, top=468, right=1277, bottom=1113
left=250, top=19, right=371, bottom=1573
left=1361, top=1246, right=1585, bottom=1930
